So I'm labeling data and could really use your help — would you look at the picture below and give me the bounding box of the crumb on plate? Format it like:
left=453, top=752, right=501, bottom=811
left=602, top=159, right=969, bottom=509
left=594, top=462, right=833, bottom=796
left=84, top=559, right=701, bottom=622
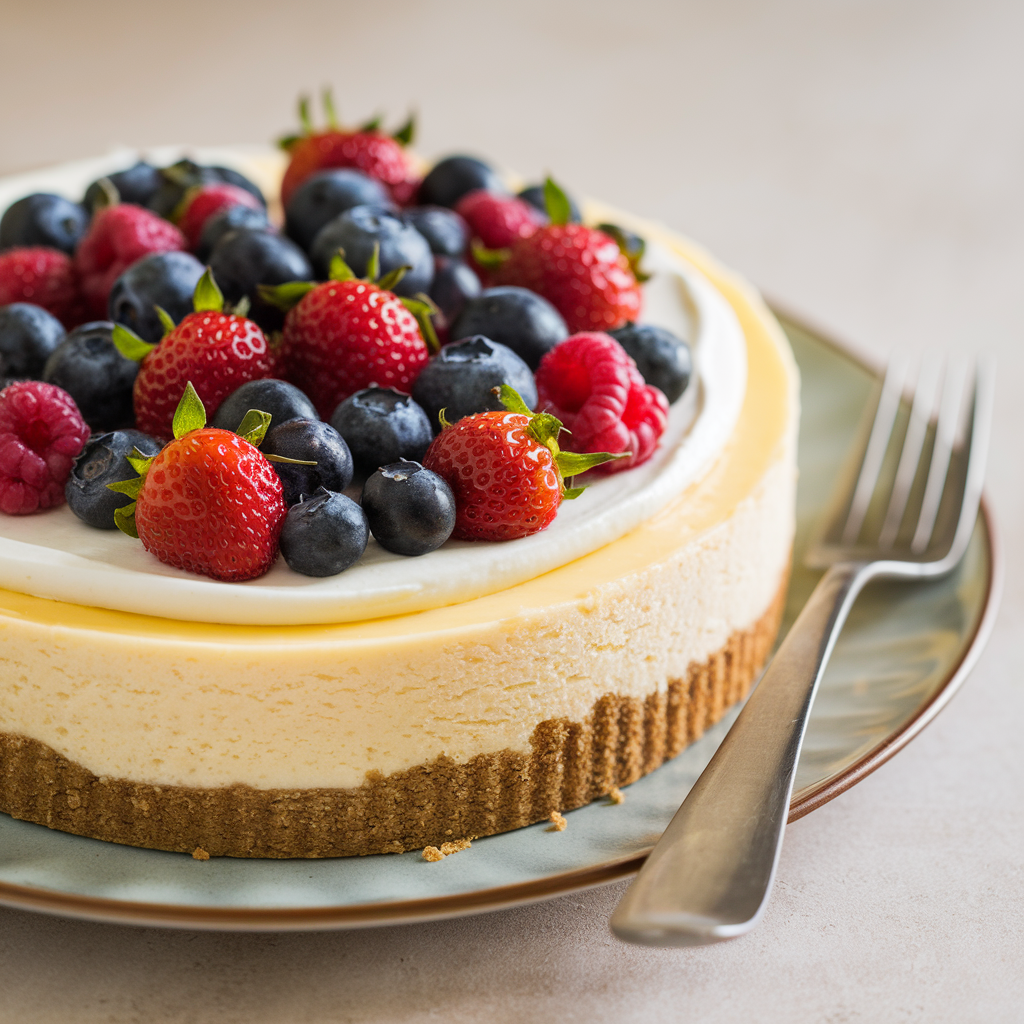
left=192, top=847, right=210, bottom=861
left=547, top=811, right=567, bottom=832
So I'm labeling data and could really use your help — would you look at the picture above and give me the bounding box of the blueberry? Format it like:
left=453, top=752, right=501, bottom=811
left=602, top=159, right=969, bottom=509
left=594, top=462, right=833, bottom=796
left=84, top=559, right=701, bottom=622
left=108, top=251, right=205, bottom=345
left=262, top=419, right=353, bottom=506
left=518, top=184, right=582, bottom=224
left=285, top=169, right=392, bottom=252
left=362, top=461, right=455, bottom=556
left=83, top=161, right=163, bottom=214
left=418, top=156, right=508, bottom=209
left=0, top=193, right=88, bottom=255
left=195, top=205, right=271, bottom=262
left=65, top=429, right=162, bottom=529
left=429, top=257, right=482, bottom=340
left=42, top=321, right=139, bottom=431
left=402, top=206, right=469, bottom=257
left=280, top=487, right=368, bottom=576
left=451, top=286, right=567, bottom=371
left=0, top=303, right=66, bottom=378
left=212, top=378, right=318, bottom=434
left=309, top=206, right=433, bottom=297
left=147, top=159, right=266, bottom=219
left=608, top=322, right=692, bottom=403
left=411, top=335, right=537, bottom=432
left=207, top=228, right=313, bottom=333
left=330, top=387, right=433, bottom=476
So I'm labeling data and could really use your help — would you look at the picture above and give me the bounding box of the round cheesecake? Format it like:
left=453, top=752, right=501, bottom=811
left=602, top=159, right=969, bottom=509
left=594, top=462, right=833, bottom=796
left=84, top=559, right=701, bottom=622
left=0, top=154, right=798, bottom=858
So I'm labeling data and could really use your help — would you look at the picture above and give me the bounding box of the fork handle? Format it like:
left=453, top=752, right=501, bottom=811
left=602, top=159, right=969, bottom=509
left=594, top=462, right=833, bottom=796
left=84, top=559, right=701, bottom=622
left=610, top=560, right=873, bottom=947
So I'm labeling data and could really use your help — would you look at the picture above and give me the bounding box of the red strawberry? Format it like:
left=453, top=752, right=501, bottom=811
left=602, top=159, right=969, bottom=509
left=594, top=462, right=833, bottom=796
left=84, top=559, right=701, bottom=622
left=75, top=203, right=185, bottom=319
left=175, top=183, right=263, bottom=250
left=0, top=247, right=85, bottom=328
left=422, top=386, right=622, bottom=541
left=0, top=380, right=90, bottom=514
left=114, top=383, right=286, bottom=581
left=279, top=93, right=420, bottom=207
left=454, top=189, right=542, bottom=250
left=115, top=269, right=274, bottom=437
left=535, top=332, right=668, bottom=473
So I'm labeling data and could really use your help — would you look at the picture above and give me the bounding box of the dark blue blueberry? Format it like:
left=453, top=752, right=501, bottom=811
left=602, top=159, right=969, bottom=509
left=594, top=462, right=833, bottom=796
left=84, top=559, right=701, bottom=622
left=207, top=228, right=313, bottom=333
left=65, top=429, right=162, bottom=529
left=608, top=322, right=692, bottom=403
left=0, top=303, right=66, bottom=378
left=0, top=193, right=88, bottom=254
left=518, top=184, right=582, bottom=224
left=402, top=206, right=469, bottom=257
left=42, top=321, right=139, bottom=431
left=212, top=378, right=318, bottom=434
left=411, top=335, right=537, bottom=432
left=429, top=257, right=482, bottom=336
left=330, top=387, right=433, bottom=476
left=451, top=286, right=567, bottom=371
left=361, top=460, right=455, bottom=556
left=195, top=205, right=271, bottom=262
left=280, top=487, right=368, bottom=576
left=107, top=250, right=205, bottom=345
left=83, top=162, right=163, bottom=214
left=418, top=156, right=508, bottom=208
left=262, top=419, right=353, bottom=506
left=285, top=169, right=392, bottom=252
left=309, top=206, right=433, bottom=297
left=146, top=159, right=266, bottom=219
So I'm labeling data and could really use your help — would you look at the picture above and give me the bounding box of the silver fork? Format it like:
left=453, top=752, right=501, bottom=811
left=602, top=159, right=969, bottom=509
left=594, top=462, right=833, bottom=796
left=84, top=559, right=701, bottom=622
left=611, top=352, right=994, bottom=947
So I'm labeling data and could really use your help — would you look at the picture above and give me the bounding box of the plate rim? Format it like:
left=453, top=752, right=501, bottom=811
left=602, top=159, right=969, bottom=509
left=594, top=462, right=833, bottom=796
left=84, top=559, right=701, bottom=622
left=0, top=313, right=1002, bottom=932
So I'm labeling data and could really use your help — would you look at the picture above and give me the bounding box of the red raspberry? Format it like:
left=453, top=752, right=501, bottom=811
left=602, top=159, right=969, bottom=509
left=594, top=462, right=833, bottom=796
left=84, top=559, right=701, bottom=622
left=454, top=190, right=542, bottom=250
left=175, top=183, right=263, bottom=250
left=0, top=247, right=85, bottom=328
left=0, top=381, right=90, bottom=514
left=75, top=204, right=185, bottom=319
left=535, top=332, right=668, bottom=473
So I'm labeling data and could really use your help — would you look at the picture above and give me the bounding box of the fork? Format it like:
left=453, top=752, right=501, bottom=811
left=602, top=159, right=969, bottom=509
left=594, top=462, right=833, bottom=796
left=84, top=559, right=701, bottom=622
left=610, top=352, right=994, bottom=947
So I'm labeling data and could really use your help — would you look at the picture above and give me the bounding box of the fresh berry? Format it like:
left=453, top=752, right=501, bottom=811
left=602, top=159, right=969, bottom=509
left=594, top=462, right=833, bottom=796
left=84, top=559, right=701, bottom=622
left=75, top=203, right=186, bottom=319
left=285, top=169, right=391, bottom=251
left=175, top=183, right=263, bottom=250
left=412, top=336, right=536, bottom=432
left=418, top=156, right=507, bottom=209
left=0, top=303, right=66, bottom=378
left=428, top=257, right=481, bottom=344
left=212, top=378, right=318, bottom=434
left=0, top=194, right=88, bottom=255
left=361, top=460, right=455, bottom=556
left=0, top=247, right=84, bottom=328
left=279, top=487, right=368, bottom=577
left=608, top=322, right=692, bottom=403
left=43, top=321, right=139, bottom=431
left=195, top=205, right=271, bottom=263
left=518, top=183, right=582, bottom=223
left=119, top=269, right=274, bottom=438
left=121, top=386, right=286, bottom=582
left=403, top=206, right=469, bottom=257
left=107, top=250, right=204, bottom=344
left=309, top=206, right=433, bottom=297
left=83, top=162, right=163, bottom=214
left=454, top=190, right=542, bottom=250
left=147, top=159, right=265, bottom=219
left=535, top=332, right=668, bottom=472
left=65, top=429, right=162, bottom=529
left=330, top=387, right=433, bottom=476
left=0, top=380, right=90, bottom=514
left=451, top=286, right=567, bottom=370
left=261, top=418, right=353, bottom=505
left=422, top=386, right=619, bottom=541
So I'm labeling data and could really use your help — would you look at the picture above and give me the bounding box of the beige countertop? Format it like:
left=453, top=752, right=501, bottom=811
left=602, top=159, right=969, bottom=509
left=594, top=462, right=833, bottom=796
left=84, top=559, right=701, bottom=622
left=1, top=1, right=1022, bottom=1020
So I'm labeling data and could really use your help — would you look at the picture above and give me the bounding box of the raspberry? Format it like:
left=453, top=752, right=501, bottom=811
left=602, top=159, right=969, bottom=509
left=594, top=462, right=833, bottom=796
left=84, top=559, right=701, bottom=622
left=175, top=183, right=262, bottom=250
left=454, top=190, right=541, bottom=250
left=0, top=381, right=90, bottom=514
left=0, top=247, right=84, bottom=328
left=535, top=333, right=668, bottom=473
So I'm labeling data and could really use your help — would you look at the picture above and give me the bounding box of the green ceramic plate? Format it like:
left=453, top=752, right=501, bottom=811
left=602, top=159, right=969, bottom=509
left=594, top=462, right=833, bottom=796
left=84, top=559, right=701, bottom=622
left=0, top=317, right=1000, bottom=931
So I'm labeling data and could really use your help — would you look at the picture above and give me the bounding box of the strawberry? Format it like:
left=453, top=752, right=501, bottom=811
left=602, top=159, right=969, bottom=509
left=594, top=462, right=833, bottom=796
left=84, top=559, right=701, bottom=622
left=174, top=183, right=263, bottom=250
left=422, top=385, right=622, bottom=541
left=75, top=201, right=185, bottom=319
left=0, top=246, right=85, bottom=328
left=114, top=269, right=274, bottom=437
left=491, top=178, right=642, bottom=333
left=110, top=383, right=286, bottom=581
left=279, top=92, right=420, bottom=207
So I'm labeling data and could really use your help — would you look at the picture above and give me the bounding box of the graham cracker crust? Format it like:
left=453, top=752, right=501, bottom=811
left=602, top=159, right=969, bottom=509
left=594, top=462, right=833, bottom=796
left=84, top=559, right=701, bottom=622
left=0, top=579, right=787, bottom=859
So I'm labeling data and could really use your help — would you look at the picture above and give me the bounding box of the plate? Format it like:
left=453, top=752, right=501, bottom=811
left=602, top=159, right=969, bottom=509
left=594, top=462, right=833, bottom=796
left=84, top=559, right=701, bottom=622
left=0, top=314, right=1000, bottom=931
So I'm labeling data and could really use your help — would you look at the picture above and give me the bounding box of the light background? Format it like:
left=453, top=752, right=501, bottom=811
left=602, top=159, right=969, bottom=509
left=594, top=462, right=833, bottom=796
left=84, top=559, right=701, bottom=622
left=1, top=1, right=1022, bottom=1020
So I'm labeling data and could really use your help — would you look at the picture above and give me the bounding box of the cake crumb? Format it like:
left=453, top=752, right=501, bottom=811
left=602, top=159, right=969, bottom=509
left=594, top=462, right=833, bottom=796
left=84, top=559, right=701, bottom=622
left=547, top=811, right=567, bottom=832
left=422, top=838, right=471, bottom=862
left=607, top=786, right=625, bottom=805
left=422, top=846, right=445, bottom=862
left=192, top=847, right=210, bottom=861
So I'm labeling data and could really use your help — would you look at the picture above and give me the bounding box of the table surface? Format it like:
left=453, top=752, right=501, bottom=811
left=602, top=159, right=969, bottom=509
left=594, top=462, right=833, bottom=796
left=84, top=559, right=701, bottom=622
left=2, top=1, right=1022, bottom=1020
